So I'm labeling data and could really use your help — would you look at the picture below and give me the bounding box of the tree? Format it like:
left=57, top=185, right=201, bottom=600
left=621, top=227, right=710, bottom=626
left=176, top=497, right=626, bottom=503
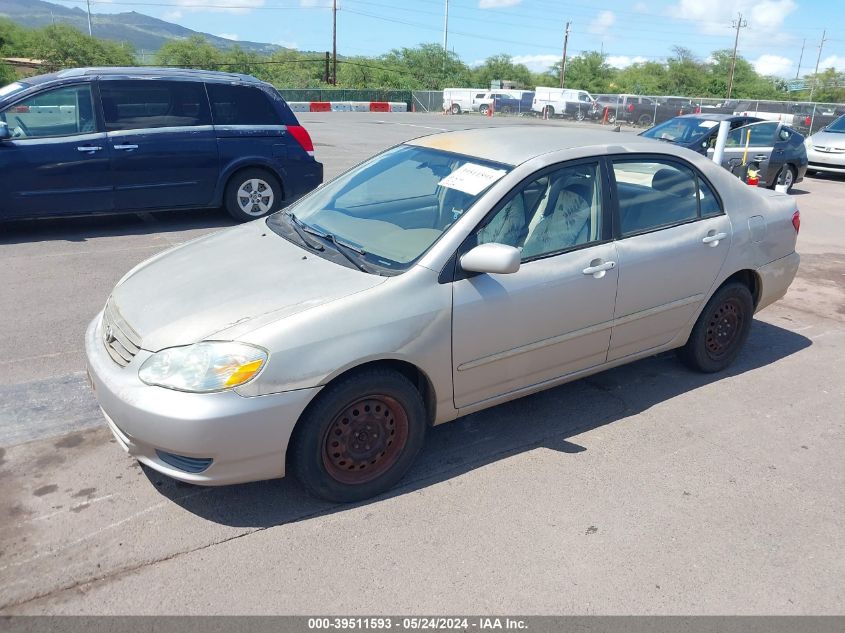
left=614, top=61, right=668, bottom=95
left=802, top=67, right=845, bottom=103
left=378, top=44, right=472, bottom=89
left=31, top=24, right=135, bottom=70
left=664, top=46, right=707, bottom=96
left=155, top=35, right=222, bottom=69
left=0, top=61, right=16, bottom=86
left=472, top=54, right=533, bottom=89
left=551, top=51, right=615, bottom=93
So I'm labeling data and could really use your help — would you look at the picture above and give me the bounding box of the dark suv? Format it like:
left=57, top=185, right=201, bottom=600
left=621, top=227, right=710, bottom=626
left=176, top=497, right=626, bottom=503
left=0, top=67, right=323, bottom=221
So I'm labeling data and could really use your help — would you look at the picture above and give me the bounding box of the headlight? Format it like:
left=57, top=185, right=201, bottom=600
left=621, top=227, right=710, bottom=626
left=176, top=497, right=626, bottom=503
left=138, top=342, right=267, bottom=393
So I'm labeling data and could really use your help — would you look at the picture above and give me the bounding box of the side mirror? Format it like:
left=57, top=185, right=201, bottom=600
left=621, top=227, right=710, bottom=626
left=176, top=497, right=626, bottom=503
left=460, top=243, right=521, bottom=275
left=0, top=121, right=10, bottom=140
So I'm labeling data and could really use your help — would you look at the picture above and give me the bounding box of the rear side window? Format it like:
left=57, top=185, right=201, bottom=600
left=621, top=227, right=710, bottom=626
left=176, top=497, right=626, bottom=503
left=613, top=159, right=721, bottom=236
left=727, top=121, right=778, bottom=147
left=207, top=84, right=279, bottom=126
left=100, top=81, right=211, bottom=131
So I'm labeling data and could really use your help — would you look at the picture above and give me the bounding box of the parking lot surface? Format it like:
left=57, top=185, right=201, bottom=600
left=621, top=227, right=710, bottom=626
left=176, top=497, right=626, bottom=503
left=0, top=113, right=843, bottom=614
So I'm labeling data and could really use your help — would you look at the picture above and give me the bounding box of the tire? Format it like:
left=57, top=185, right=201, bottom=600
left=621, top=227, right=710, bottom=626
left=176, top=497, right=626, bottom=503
left=544, top=106, right=554, bottom=118
left=450, top=103, right=461, bottom=115
left=575, top=109, right=586, bottom=121
left=637, top=113, right=653, bottom=127
left=772, top=164, right=796, bottom=192
left=479, top=105, right=490, bottom=115
left=677, top=282, right=754, bottom=373
left=502, top=105, right=513, bottom=114
left=805, top=169, right=817, bottom=177
left=289, top=368, right=427, bottom=503
left=224, top=168, right=282, bottom=222
left=606, top=112, right=616, bottom=124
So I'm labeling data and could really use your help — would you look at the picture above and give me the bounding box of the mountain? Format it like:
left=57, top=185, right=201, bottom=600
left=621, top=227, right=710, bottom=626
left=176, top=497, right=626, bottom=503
left=0, top=0, right=286, bottom=55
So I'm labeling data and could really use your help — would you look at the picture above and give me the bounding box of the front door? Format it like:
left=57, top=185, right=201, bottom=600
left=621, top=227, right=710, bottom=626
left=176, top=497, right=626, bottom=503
left=99, top=79, right=219, bottom=211
left=607, top=157, right=731, bottom=361
left=451, top=160, right=619, bottom=408
left=0, top=83, right=112, bottom=218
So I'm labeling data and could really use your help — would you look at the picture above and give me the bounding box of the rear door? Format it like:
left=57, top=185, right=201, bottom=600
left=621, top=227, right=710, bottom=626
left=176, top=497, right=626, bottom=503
left=719, top=121, right=779, bottom=179
left=0, top=83, right=112, bottom=217
left=100, top=79, right=219, bottom=211
left=607, top=156, right=731, bottom=361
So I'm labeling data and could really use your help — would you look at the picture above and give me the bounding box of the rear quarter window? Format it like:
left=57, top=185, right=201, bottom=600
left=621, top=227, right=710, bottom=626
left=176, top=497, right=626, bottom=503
left=207, top=84, right=282, bottom=126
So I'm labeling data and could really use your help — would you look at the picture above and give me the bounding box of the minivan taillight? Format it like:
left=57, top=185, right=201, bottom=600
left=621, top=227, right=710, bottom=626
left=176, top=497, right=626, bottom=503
left=287, top=125, right=314, bottom=157
left=792, top=210, right=800, bottom=234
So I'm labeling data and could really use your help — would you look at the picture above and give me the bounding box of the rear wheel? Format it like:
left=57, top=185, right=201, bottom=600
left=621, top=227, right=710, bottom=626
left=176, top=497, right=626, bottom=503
left=289, top=369, right=427, bottom=502
left=544, top=105, right=555, bottom=118
left=637, top=113, right=653, bottom=126
left=575, top=108, right=586, bottom=121
left=224, top=168, right=282, bottom=222
left=479, top=104, right=490, bottom=115
left=450, top=103, right=461, bottom=115
left=772, top=164, right=796, bottom=192
left=677, top=282, right=754, bottom=373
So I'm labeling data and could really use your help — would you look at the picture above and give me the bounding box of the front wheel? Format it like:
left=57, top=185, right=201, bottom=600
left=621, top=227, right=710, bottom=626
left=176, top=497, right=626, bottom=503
left=289, top=369, right=427, bottom=502
left=224, top=168, right=282, bottom=222
left=479, top=105, right=490, bottom=115
left=677, top=282, right=754, bottom=373
left=575, top=108, right=586, bottom=121
left=637, top=114, right=653, bottom=127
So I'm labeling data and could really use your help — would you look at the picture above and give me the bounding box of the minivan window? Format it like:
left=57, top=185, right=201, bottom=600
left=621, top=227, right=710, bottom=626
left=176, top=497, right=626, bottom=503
left=100, top=80, right=211, bottom=132
left=207, top=84, right=278, bottom=126
left=0, top=84, right=95, bottom=138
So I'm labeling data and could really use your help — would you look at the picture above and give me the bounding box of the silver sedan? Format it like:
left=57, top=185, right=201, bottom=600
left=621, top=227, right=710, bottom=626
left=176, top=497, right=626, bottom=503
left=806, top=113, right=845, bottom=175
left=85, top=127, right=801, bottom=502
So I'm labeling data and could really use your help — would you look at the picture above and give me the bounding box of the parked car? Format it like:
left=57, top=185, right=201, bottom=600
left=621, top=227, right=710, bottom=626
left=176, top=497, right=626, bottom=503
left=475, top=91, right=534, bottom=115
left=595, top=94, right=659, bottom=126
left=732, top=101, right=813, bottom=135
left=805, top=113, right=845, bottom=175
left=0, top=67, right=322, bottom=222
left=442, top=88, right=487, bottom=114
left=532, top=87, right=596, bottom=119
left=641, top=114, right=808, bottom=192
left=86, top=127, right=800, bottom=502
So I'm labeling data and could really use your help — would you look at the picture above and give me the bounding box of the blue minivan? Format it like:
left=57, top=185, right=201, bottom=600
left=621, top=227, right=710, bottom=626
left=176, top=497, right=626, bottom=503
left=0, top=67, right=323, bottom=221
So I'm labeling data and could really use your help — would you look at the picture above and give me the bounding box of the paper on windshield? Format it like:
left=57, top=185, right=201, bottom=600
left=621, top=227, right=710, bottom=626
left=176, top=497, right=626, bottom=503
left=438, top=163, right=508, bottom=196
left=698, top=121, right=719, bottom=129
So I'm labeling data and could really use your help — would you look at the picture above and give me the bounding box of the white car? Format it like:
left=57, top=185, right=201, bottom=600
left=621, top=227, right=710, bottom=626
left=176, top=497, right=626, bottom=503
left=805, top=114, right=845, bottom=175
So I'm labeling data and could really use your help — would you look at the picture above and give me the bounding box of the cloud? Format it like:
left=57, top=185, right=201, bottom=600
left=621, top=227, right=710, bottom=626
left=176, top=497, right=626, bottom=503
left=633, top=2, right=649, bottom=11
left=163, top=10, right=183, bottom=20
left=606, top=55, right=649, bottom=69
left=752, top=54, right=793, bottom=77
left=819, top=55, right=845, bottom=72
left=511, top=54, right=559, bottom=72
left=478, top=0, right=522, bottom=7
left=300, top=0, right=333, bottom=6
left=588, top=10, right=615, bottom=36
left=171, top=0, right=266, bottom=14
left=667, top=0, right=797, bottom=42
left=218, top=33, right=240, bottom=41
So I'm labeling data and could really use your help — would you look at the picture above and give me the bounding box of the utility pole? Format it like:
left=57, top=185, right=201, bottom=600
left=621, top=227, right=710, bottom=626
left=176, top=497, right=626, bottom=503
left=726, top=12, right=747, bottom=100
left=559, top=21, right=571, bottom=89
left=86, top=0, right=92, bottom=36
left=443, top=0, right=449, bottom=51
left=795, top=38, right=805, bottom=80
left=332, top=0, right=337, bottom=85
left=809, top=30, right=827, bottom=101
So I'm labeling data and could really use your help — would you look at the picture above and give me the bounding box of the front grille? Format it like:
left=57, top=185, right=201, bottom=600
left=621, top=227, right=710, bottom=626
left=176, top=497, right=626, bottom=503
left=102, top=299, right=142, bottom=367
left=155, top=450, right=213, bottom=474
left=813, top=146, right=845, bottom=154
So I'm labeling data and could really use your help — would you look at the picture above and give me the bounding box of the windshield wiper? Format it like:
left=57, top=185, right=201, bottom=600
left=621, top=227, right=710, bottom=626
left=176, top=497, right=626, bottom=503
left=295, top=222, right=377, bottom=274
left=284, top=211, right=324, bottom=252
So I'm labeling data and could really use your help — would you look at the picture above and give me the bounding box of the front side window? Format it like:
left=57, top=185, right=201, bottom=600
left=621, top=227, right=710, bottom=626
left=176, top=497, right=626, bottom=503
left=476, top=162, right=603, bottom=260
left=0, top=85, right=95, bottom=138
left=100, top=81, right=211, bottom=132
left=268, top=145, right=510, bottom=270
left=207, top=84, right=278, bottom=126
left=613, top=159, right=715, bottom=235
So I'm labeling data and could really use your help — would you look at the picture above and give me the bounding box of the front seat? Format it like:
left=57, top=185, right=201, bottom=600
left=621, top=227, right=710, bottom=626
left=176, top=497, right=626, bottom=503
left=522, top=183, right=591, bottom=259
left=476, top=192, right=527, bottom=247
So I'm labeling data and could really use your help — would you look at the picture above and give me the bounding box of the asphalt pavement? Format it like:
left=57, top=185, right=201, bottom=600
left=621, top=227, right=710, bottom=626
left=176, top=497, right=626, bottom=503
left=0, top=112, right=843, bottom=614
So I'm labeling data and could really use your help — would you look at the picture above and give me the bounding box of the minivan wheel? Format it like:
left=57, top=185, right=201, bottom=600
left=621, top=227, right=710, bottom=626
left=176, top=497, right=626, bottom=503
left=289, top=369, right=427, bottom=503
left=225, top=168, right=282, bottom=222
left=677, top=282, right=754, bottom=373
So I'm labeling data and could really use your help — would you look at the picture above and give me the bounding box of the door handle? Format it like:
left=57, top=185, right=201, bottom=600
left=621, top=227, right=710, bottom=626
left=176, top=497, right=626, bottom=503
left=753, top=154, right=768, bottom=161
left=113, top=144, right=139, bottom=150
left=702, top=232, right=727, bottom=246
left=77, top=145, right=102, bottom=152
left=582, top=260, right=616, bottom=278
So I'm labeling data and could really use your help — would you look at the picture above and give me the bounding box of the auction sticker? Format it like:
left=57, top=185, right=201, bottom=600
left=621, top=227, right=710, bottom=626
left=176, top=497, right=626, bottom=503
left=438, top=163, right=508, bottom=196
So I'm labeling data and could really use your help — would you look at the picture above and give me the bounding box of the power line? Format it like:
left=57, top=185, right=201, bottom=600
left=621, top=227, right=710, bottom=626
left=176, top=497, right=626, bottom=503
left=726, top=12, right=747, bottom=100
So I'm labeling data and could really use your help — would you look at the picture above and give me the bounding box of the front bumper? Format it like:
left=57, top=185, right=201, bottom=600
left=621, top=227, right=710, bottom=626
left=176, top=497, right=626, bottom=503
left=806, top=147, right=845, bottom=174
left=85, top=313, right=320, bottom=486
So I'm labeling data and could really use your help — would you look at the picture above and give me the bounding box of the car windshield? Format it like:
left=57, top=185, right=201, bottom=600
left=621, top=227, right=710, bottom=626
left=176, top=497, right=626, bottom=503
left=826, top=115, right=845, bottom=133
left=0, top=81, right=29, bottom=100
left=267, top=145, right=510, bottom=272
left=641, top=117, right=721, bottom=144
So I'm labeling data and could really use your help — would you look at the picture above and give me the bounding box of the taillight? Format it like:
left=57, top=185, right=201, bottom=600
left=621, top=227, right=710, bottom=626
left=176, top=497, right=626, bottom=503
left=695, top=106, right=701, bottom=114
left=792, top=210, right=800, bottom=233
left=287, top=125, right=314, bottom=157
left=627, top=103, right=634, bottom=112
left=804, top=116, right=811, bottom=127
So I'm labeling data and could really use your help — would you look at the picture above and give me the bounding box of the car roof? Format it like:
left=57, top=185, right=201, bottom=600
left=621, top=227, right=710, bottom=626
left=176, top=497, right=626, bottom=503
left=406, top=126, right=675, bottom=166
left=676, top=113, right=751, bottom=121
left=20, top=66, right=261, bottom=86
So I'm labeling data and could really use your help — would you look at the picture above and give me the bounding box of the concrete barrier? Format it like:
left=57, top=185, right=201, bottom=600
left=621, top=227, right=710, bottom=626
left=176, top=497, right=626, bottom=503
left=287, top=101, right=409, bottom=113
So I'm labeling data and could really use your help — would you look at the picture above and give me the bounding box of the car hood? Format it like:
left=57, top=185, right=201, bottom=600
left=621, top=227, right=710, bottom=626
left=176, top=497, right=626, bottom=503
left=808, top=129, right=845, bottom=148
left=110, top=220, right=387, bottom=351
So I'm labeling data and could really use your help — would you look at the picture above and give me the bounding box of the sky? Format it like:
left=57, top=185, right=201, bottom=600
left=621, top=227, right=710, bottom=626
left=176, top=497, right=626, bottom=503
left=58, top=0, right=844, bottom=77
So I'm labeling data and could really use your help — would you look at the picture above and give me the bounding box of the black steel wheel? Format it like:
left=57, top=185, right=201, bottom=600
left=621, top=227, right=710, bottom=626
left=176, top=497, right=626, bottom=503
left=289, top=368, right=427, bottom=502
left=677, top=282, right=754, bottom=373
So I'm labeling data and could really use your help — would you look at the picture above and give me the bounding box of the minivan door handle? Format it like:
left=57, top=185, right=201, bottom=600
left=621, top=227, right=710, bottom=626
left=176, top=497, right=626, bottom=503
left=582, top=259, right=616, bottom=278
left=113, top=144, right=139, bottom=151
left=76, top=145, right=102, bottom=153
